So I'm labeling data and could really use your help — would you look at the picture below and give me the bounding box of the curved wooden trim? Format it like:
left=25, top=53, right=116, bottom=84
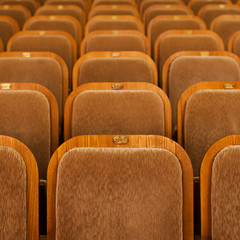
left=81, top=29, right=150, bottom=56
left=147, top=15, right=206, bottom=57
left=85, top=15, right=145, bottom=35
left=92, top=0, right=137, bottom=8
left=177, top=81, right=240, bottom=146
left=200, top=134, right=240, bottom=240
left=47, top=134, right=193, bottom=240
left=0, top=15, right=20, bottom=32
left=210, top=14, right=240, bottom=31
left=89, top=5, right=140, bottom=19
left=162, top=50, right=240, bottom=94
left=154, top=30, right=224, bottom=67
left=143, top=4, right=193, bottom=26
left=0, top=135, right=39, bottom=240
left=7, top=30, right=77, bottom=65
left=0, top=82, right=59, bottom=154
left=0, top=38, right=3, bottom=52
left=198, top=4, right=240, bottom=18
left=64, top=82, right=172, bottom=140
left=228, top=30, right=240, bottom=52
left=0, top=51, right=69, bottom=112
left=72, top=51, right=158, bottom=89
left=140, top=0, right=185, bottom=16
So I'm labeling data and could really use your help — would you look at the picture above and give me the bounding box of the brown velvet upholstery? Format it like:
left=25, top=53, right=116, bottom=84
left=157, top=31, right=224, bottom=85
left=211, top=145, right=240, bottom=239
left=35, top=5, right=85, bottom=31
left=184, top=89, right=240, bottom=177
left=0, top=52, right=66, bottom=119
left=189, top=0, right=230, bottom=15
left=56, top=147, right=183, bottom=239
left=211, top=15, right=240, bottom=50
left=1, top=0, right=39, bottom=15
left=74, top=52, right=156, bottom=86
left=198, top=5, right=240, bottom=29
left=140, top=0, right=183, bottom=16
left=148, top=16, right=206, bottom=56
left=0, top=5, right=30, bottom=29
left=89, top=5, right=140, bottom=18
left=0, top=90, right=51, bottom=179
left=85, top=16, right=144, bottom=35
left=71, top=90, right=166, bottom=136
left=144, top=5, right=192, bottom=32
left=0, top=146, right=26, bottom=240
left=0, top=16, right=19, bottom=50
left=81, top=30, right=149, bottom=55
left=168, top=54, right=240, bottom=135
left=8, top=31, right=76, bottom=84
left=45, top=0, right=89, bottom=16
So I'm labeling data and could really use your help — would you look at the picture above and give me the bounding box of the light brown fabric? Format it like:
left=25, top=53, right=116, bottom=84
left=0, top=7, right=29, bottom=29
left=232, top=35, right=240, bottom=58
left=90, top=8, right=138, bottom=17
left=168, top=56, right=240, bottom=134
left=87, top=19, right=142, bottom=33
left=211, top=145, right=240, bottom=239
left=24, top=18, right=79, bottom=45
left=56, top=148, right=183, bottom=240
left=0, top=19, right=17, bottom=50
left=184, top=90, right=240, bottom=177
left=150, top=18, right=204, bottom=56
left=35, top=8, right=84, bottom=29
left=71, top=90, right=165, bottom=136
left=78, top=57, right=154, bottom=85
left=0, top=146, right=26, bottom=240
left=0, top=57, right=63, bottom=119
left=10, top=35, right=73, bottom=79
left=85, top=34, right=146, bottom=53
left=200, top=8, right=240, bottom=29
left=159, top=34, right=222, bottom=85
left=145, top=8, right=190, bottom=32
left=0, top=90, right=51, bottom=179
left=213, top=19, right=240, bottom=50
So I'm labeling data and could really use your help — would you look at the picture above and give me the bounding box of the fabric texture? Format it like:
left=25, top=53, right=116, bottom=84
left=0, top=90, right=51, bottom=179
left=184, top=89, right=240, bottom=177
left=71, top=90, right=165, bottom=136
left=211, top=145, right=240, bottom=239
left=78, top=58, right=153, bottom=85
left=0, top=146, right=26, bottom=240
left=0, top=19, right=16, bottom=50
left=56, top=147, right=183, bottom=240
left=232, top=35, right=240, bottom=57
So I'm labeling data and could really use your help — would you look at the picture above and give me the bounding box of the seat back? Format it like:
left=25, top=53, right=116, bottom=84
left=64, top=82, right=171, bottom=140
left=147, top=15, right=206, bottom=57
left=0, top=83, right=59, bottom=179
left=0, top=135, right=39, bottom=240
left=81, top=30, right=150, bottom=55
left=198, top=4, right=240, bottom=29
left=73, top=51, right=157, bottom=88
left=92, top=0, right=137, bottom=7
left=47, top=135, right=193, bottom=240
left=162, top=51, right=240, bottom=138
left=178, top=81, right=240, bottom=178
left=0, top=5, right=30, bottom=29
left=228, top=30, right=240, bottom=57
left=201, top=135, right=240, bottom=240
left=155, top=30, right=224, bottom=86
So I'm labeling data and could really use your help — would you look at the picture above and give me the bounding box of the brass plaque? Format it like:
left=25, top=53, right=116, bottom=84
left=200, top=51, right=209, bottom=56
left=49, top=16, right=56, bottom=20
left=112, top=83, right=124, bottom=90
left=3, top=5, right=9, bottom=9
left=22, top=52, right=31, bottom=58
left=113, top=136, right=129, bottom=145
left=185, top=30, right=193, bottom=35
left=112, top=30, right=120, bottom=35
left=219, top=4, right=225, bottom=9
left=112, top=16, right=118, bottom=20
left=1, top=83, right=12, bottom=90
left=165, top=5, right=171, bottom=8
left=223, top=83, right=235, bottom=89
left=111, top=52, right=120, bottom=57
left=112, top=5, right=117, bottom=8
left=38, top=31, right=45, bottom=35
left=57, top=5, right=63, bottom=9
left=173, top=16, right=180, bottom=20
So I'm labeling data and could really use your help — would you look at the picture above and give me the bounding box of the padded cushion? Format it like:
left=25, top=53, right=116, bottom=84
left=0, top=90, right=51, bottom=179
left=168, top=56, right=240, bottom=132
left=72, top=90, right=165, bottom=136
left=85, top=34, right=146, bottom=53
left=0, top=19, right=17, bottom=50
left=0, top=146, right=26, bottom=240
left=78, top=57, right=154, bottom=85
left=211, top=145, right=240, bottom=239
left=184, top=89, right=240, bottom=177
left=56, top=147, right=183, bottom=240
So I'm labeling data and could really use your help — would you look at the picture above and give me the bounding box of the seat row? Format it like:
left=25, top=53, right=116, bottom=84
left=1, top=134, right=239, bottom=239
